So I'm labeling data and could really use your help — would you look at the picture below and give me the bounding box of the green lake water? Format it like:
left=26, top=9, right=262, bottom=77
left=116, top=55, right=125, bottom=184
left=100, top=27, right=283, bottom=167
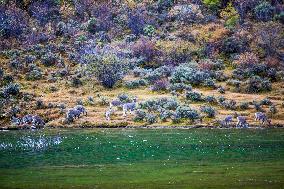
left=0, top=128, right=284, bottom=189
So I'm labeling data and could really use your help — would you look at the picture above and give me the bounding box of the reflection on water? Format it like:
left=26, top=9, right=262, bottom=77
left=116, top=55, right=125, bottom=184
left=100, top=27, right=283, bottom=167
left=0, top=134, right=62, bottom=151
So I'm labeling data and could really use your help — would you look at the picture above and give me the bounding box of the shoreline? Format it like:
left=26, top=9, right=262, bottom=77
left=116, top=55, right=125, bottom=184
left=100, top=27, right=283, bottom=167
left=1, top=123, right=284, bottom=130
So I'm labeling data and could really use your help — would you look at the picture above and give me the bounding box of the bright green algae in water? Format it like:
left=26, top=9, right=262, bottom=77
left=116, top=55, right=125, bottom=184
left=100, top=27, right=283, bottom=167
left=0, top=129, right=284, bottom=189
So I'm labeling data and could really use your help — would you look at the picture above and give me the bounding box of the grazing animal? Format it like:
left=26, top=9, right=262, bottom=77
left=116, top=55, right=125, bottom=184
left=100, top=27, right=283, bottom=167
left=255, top=112, right=264, bottom=121
left=11, top=116, right=22, bottom=126
left=32, top=115, right=45, bottom=128
left=122, top=97, right=137, bottom=117
left=66, top=109, right=81, bottom=122
left=22, top=114, right=34, bottom=125
left=105, top=108, right=113, bottom=121
left=223, top=115, right=233, bottom=126
left=74, top=105, right=87, bottom=116
left=255, top=112, right=269, bottom=124
left=236, top=116, right=249, bottom=128
left=109, top=99, right=122, bottom=110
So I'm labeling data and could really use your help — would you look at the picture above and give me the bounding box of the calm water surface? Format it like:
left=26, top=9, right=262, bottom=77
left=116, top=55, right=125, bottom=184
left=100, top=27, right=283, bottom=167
left=0, top=128, right=284, bottom=189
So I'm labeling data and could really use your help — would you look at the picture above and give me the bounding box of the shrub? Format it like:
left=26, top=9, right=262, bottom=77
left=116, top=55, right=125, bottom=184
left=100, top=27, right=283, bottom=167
left=198, top=59, right=225, bottom=71
left=255, top=22, right=283, bottom=57
left=169, top=83, right=192, bottom=92
left=220, top=2, right=240, bottom=29
left=157, top=0, right=174, bottom=11
left=155, top=66, right=173, bottom=77
left=125, top=79, right=148, bottom=89
left=41, top=52, right=57, bottom=67
left=253, top=101, right=263, bottom=112
left=244, top=76, right=272, bottom=93
left=0, top=5, right=27, bottom=38
left=239, top=102, right=249, bottom=110
left=205, top=95, right=217, bottom=104
left=203, top=78, right=216, bottom=88
left=233, top=52, right=259, bottom=68
left=26, top=67, right=43, bottom=81
left=87, top=96, right=95, bottom=105
left=118, top=93, right=132, bottom=103
left=86, top=53, right=129, bottom=88
left=217, top=96, right=226, bottom=105
left=159, top=109, right=173, bottom=122
left=217, top=86, right=225, bottom=94
left=144, top=71, right=163, bottom=84
left=213, top=71, right=227, bottom=82
left=275, top=11, right=284, bottom=24
left=139, top=99, right=159, bottom=112
left=261, top=97, right=273, bottom=106
left=222, top=100, right=237, bottom=110
left=2, top=83, right=20, bottom=98
left=221, top=37, right=246, bottom=55
left=127, top=9, right=147, bottom=35
left=254, top=1, right=274, bottom=21
left=132, top=38, right=161, bottom=68
left=8, top=106, right=21, bottom=117
left=0, top=68, right=3, bottom=79
left=28, top=0, right=61, bottom=25
left=35, top=99, right=45, bottom=109
left=202, top=0, right=220, bottom=11
left=57, top=68, right=69, bottom=77
left=150, top=79, right=169, bottom=92
left=170, top=64, right=211, bottom=86
left=134, top=109, right=147, bottom=122
left=71, top=76, right=83, bottom=88
left=158, top=98, right=179, bottom=110
left=169, top=4, right=204, bottom=23
left=234, top=0, right=259, bottom=22
left=227, top=79, right=241, bottom=88
left=97, top=95, right=109, bottom=106
left=232, top=68, right=247, bottom=80
left=186, top=91, right=203, bottom=102
left=176, top=106, right=200, bottom=122
left=24, top=55, right=37, bottom=65
left=2, top=75, right=14, bottom=86
left=86, top=17, right=97, bottom=34
left=58, top=104, right=66, bottom=114
left=200, top=105, right=216, bottom=118
left=133, top=67, right=150, bottom=77
left=171, top=112, right=182, bottom=123
left=146, top=113, right=158, bottom=124
left=143, top=25, right=155, bottom=37
left=55, top=21, right=67, bottom=36
left=125, top=34, right=137, bottom=43
left=9, top=59, right=23, bottom=71
left=49, top=85, right=58, bottom=93
left=269, top=105, right=277, bottom=115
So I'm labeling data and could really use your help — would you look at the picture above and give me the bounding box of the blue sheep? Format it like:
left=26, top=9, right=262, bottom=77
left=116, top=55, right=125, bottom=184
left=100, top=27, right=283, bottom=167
left=32, top=115, right=45, bottom=128
left=74, top=105, right=87, bottom=116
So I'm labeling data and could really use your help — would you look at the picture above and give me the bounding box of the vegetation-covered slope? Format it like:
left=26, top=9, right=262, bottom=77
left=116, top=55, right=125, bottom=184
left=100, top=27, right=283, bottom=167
left=0, top=0, right=284, bottom=128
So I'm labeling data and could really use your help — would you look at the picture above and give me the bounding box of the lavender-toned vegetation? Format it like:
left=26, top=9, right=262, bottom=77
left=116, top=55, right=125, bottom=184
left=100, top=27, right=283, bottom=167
left=0, top=0, right=283, bottom=129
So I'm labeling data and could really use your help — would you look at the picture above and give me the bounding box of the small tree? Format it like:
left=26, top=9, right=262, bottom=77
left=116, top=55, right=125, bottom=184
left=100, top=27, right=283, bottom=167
left=86, top=53, right=129, bottom=88
left=203, top=0, right=221, bottom=11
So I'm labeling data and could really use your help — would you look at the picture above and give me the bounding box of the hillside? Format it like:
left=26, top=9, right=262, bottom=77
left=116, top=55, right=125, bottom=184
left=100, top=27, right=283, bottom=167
left=0, top=0, right=284, bottom=129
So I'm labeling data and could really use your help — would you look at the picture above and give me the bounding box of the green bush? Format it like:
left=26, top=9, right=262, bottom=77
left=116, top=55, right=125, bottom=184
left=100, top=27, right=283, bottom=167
left=254, top=1, right=274, bottom=22
left=176, top=106, right=200, bottom=122
left=146, top=113, right=158, bottom=124
left=200, top=105, right=216, bottom=118
left=86, top=54, right=129, bottom=88
left=86, top=17, right=97, bottom=34
left=185, top=91, right=203, bottom=102
left=202, top=0, right=220, bottom=11
left=143, top=25, right=155, bottom=37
